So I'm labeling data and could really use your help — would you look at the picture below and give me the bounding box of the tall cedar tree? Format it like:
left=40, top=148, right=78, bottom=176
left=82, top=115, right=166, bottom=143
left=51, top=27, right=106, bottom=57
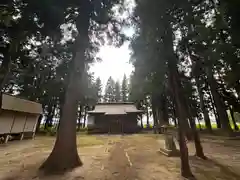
left=114, top=81, right=121, bottom=102
left=40, top=0, right=125, bottom=174
left=95, top=77, right=102, bottom=102
left=104, top=76, right=115, bottom=102
left=121, top=74, right=128, bottom=102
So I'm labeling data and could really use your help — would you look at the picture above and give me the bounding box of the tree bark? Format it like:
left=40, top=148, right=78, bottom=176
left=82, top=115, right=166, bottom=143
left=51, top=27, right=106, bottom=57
left=186, top=105, right=206, bottom=159
left=152, top=106, right=158, bottom=133
left=39, top=9, right=90, bottom=173
left=209, top=91, right=221, bottom=128
left=146, top=107, right=150, bottom=128
left=196, top=78, right=212, bottom=132
left=207, top=68, right=232, bottom=134
left=170, top=72, right=194, bottom=178
left=151, top=96, right=159, bottom=133
left=161, top=94, right=169, bottom=125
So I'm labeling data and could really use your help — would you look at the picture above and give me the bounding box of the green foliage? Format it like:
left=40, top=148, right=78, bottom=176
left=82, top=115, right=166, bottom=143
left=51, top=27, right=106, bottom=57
left=104, top=76, right=115, bottom=102
left=94, top=77, right=102, bottom=102
left=121, top=74, right=128, bottom=102
left=114, top=81, right=121, bottom=102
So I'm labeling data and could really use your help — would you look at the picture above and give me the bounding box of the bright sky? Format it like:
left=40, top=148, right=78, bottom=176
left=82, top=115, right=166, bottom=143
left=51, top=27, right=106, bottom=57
left=90, top=22, right=135, bottom=86
left=90, top=0, right=135, bottom=86
left=90, top=42, right=133, bottom=86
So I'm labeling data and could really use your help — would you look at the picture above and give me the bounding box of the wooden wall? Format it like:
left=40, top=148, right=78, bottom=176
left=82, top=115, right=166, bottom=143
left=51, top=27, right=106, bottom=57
left=0, top=110, right=39, bottom=135
left=88, top=113, right=140, bottom=133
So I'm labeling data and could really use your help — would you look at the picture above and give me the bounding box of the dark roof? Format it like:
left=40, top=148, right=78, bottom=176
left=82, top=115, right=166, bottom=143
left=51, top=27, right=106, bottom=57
left=88, top=102, right=143, bottom=115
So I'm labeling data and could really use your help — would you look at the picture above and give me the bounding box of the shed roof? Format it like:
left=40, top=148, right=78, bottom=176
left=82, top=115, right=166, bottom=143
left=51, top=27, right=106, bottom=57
left=1, top=93, right=42, bottom=114
left=88, top=102, right=143, bottom=115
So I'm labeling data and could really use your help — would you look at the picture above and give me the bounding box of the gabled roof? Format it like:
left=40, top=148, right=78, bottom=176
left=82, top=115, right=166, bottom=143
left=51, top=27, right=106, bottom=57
left=88, top=102, right=143, bottom=115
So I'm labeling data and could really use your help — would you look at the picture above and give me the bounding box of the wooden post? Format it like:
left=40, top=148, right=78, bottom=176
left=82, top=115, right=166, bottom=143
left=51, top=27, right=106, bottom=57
left=32, top=115, right=38, bottom=139
left=4, top=135, right=9, bottom=143
left=21, top=115, right=28, bottom=140
left=20, top=133, right=24, bottom=140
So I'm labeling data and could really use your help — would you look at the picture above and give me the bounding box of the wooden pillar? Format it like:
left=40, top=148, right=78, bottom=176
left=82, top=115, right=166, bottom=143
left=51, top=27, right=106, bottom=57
left=20, top=133, right=24, bottom=140
left=21, top=115, right=28, bottom=140
left=32, top=114, right=40, bottom=139
left=4, top=135, right=10, bottom=143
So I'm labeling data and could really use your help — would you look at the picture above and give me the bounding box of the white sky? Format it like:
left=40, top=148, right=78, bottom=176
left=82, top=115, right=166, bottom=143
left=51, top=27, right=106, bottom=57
left=90, top=42, right=133, bottom=86
left=89, top=0, right=135, bottom=86
left=90, top=23, right=135, bottom=86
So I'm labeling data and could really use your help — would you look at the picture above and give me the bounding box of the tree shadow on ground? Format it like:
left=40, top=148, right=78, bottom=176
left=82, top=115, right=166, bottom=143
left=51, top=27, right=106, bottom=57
left=190, top=156, right=240, bottom=180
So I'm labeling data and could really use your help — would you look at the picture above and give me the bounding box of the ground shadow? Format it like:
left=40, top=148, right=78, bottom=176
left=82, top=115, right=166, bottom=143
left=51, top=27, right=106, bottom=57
left=190, top=156, right=240, bottom=180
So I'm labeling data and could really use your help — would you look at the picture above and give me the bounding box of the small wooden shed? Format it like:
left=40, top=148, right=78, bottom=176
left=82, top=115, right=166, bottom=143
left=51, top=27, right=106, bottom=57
left=0, top=93, right=42, bottom=143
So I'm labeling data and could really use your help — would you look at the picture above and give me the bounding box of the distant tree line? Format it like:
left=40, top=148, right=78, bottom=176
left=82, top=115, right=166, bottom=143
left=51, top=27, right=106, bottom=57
left=103, top=74, right=129, bottom=102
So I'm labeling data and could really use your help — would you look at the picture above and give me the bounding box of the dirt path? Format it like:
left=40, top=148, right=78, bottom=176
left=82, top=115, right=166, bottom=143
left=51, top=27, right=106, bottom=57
left=1, top=135, right=240, bottom=180
left=103, top=138, right=138, bottom=180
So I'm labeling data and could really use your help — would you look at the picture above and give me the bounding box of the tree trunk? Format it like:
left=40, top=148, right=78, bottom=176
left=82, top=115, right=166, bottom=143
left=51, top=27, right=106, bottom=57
left=140, top=115, right=143, bottom=128
left=77, top=105, right=83, bottom=131
left=172, top=77, right=194, bottom=178
left=83, top=106, right=88, bottom=128
left=169, top=70, right=194, bottom=178
left=146, top=107, right=150, bottom=128
left=151, top=96, right=159, bottom=134
left=35, top=114, right=43, bottom=133
left=45, top=104, right=56, bottom=130
left=186, top=105, right=206, bottom=159
left=152, top=107, right=158, bottom=133
left=196, top=78, right=212, bottom=132
left=39, top=11, right=90, bottom=173
left=164, top=23, right=193, bottom=178
left=162, top=95, right=169, bottom=125
left=230, top=106, right=239, bottom=131
left=209, top=91, right=221, bottom=128
left=173, top=118, right=178, bottom=127
left=207, top=68, right=232, bottom=133
left=190, top=118, right=206, bottom=159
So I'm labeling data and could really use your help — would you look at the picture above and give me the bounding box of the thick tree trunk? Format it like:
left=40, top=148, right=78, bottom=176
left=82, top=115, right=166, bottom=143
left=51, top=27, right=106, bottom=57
left=169, top=70, right=194, bottom=178
left=40, top=11, right=90, bottom=173
left=40, top=81, right=82, bottom=173
left=164, top=23, right=193, bottom=178
left=196, top=78, right=212, bottom=132
left=172, top=71, right=193, bottom=178
left=207, top=68, right=232, bottom=133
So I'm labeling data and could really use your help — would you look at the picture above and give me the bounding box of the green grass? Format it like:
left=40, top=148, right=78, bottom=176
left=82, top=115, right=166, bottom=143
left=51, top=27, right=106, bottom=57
left=196, top=123, right=240, bottom=130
